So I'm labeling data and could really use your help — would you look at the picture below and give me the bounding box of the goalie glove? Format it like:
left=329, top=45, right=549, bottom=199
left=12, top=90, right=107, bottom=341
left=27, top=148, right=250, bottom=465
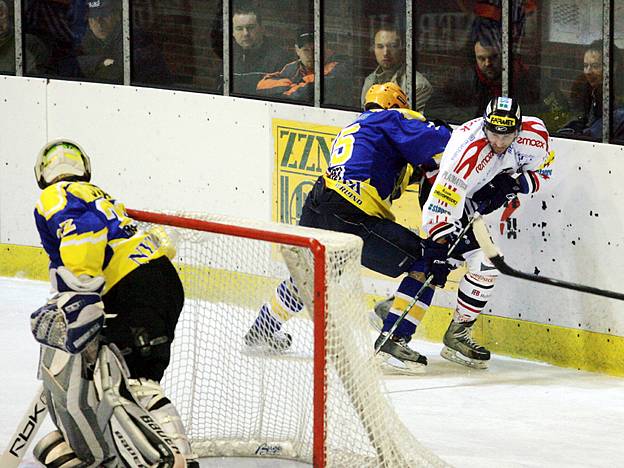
left=31, top=291, right=105, bottom=354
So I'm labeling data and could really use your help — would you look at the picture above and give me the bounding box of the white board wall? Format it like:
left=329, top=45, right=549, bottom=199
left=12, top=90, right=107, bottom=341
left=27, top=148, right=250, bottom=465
left=1, top=76, right=623, bottom=335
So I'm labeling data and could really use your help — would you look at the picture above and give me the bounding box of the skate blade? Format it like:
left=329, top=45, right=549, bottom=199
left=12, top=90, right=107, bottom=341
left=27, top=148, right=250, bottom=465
left=377, top=352, right=426, bottom=375
left=368, top=311, right=383, bottom=333
left=440, top=346, right=489, bottom=369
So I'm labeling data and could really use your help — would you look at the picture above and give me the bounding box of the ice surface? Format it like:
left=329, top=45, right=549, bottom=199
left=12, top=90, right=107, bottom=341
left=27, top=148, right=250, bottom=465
left=1, top=277, right=623, bottom=467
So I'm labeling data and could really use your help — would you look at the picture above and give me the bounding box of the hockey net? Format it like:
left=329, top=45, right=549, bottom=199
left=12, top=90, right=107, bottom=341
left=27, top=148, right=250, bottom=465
left=128, top=209, right=446, bottom=468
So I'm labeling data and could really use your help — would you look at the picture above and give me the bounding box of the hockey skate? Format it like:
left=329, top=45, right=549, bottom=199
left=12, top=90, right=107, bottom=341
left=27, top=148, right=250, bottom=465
left=368, top=295, right=394, bottom=332
left=440, top=320, right=490, bottom=369
left=244, top=303, right=292, bottom=352
left=375, top=333, right=427, bottom=375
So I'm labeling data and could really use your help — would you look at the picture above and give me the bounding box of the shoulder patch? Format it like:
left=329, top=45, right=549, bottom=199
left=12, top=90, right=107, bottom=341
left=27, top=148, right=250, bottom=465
left=37, top=183, right=69, bottom=220
left=393, top=108, right=426, bottom=121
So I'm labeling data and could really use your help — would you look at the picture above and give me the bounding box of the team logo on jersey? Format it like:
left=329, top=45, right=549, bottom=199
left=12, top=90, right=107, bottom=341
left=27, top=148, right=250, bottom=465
left=432, top=184, right=460, bottom=206
left=427, top=203, right=451, bottom=215
left=454, top=139, right=490, bottom=180
left=440, top=170, right=468, bottom=190
left=56, top=219, right=76, bottom=238
left=475, top=151, right=495, bottom=173
left=516, top=137, right=545, bottom=148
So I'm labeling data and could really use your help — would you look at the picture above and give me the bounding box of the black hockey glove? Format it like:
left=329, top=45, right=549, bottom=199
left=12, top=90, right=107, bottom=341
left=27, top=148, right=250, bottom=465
left=429, top=118, right=453, bottom=133
left=422, top=238, right=451, bottom=288
left=472, top=174, right=521, bottom=215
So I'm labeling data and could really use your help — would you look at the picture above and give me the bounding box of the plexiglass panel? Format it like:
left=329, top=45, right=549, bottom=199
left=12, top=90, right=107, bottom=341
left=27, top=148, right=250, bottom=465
left=131, top=1, right=221, bottom=91
left=415, top=1, right=483, bottom=123
left=613, top=0, right=624, bottom=143
left=0, top=0, right=15, bottom=75
left=322, top=1, right=409, bottom=111
left=233, top=0, right=313, bottom=104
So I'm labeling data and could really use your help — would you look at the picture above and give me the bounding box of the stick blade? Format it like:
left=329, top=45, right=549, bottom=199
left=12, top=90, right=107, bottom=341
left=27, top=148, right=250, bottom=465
left=472, top=215, right=502, bottom=261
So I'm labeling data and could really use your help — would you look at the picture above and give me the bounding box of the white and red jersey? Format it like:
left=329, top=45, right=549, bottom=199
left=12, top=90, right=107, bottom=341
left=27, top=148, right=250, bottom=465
left=422, top=116, right=551, bottom=240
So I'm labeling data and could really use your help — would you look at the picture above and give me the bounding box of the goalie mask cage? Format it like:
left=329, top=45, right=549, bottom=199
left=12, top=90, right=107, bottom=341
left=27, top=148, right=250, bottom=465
left=128, top=209, right=446, bottom=468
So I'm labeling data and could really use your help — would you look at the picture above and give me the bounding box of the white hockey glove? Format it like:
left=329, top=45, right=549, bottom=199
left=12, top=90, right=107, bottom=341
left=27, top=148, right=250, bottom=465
left=31, top=267, right=106, bottom=354
left=31, top=291, right=105, bottom=354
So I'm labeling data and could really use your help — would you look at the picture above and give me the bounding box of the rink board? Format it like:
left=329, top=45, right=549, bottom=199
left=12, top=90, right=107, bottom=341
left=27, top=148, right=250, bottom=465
left=0, top=77, right=623, bottom=374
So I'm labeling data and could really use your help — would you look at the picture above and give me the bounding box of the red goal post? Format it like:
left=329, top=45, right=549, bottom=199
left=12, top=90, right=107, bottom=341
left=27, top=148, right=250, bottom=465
left=128, top=208, right=446, bottom=468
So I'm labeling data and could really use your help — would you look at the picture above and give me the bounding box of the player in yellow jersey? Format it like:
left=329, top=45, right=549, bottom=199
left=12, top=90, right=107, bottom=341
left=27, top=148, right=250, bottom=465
left=30, top=140, right=196, bottom=467
left=245, top=83, right=452, bottom=374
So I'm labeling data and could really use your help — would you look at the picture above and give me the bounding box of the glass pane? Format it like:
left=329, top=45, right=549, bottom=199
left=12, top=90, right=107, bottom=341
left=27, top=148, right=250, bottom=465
left=323, top=0, right=410, bottom=110
left=239, top=0, right=314, bottom=104
left=323, top=1, right=409, bottom=110
left=415, top=1, right=481, bottom=123
left=230, top=2, right=291, bottom=97
left=0, top=0, right=15, bottom=75
left=532, top=1, right=603, bottom=140
left=23, top=0, right=86, bottom=79
left=613, top=0, right=624, bottom=143
left=131, top=1, right=221, bottom=91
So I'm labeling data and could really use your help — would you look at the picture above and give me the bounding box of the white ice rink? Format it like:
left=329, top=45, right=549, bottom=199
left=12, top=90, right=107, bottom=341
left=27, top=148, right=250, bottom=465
left=2, top=276, right=624, bottom=468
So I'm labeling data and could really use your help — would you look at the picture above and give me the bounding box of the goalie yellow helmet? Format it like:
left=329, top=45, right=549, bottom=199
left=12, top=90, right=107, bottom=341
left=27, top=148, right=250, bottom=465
left=364, top=82, right=410, bottom=110
left=35, top=139, right=92, bottom=189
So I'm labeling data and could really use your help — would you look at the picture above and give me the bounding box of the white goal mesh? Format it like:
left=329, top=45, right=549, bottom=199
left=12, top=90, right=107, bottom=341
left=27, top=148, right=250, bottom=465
left=129, top=209, right=446, bottom=468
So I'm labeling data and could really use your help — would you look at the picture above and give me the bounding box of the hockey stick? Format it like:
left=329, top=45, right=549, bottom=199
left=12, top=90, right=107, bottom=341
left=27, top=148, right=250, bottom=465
left=0, top=383, right=48, bottom=468
left=472, top=216, right=624, bottom=301
left=374, top=214, right=479, bottom=354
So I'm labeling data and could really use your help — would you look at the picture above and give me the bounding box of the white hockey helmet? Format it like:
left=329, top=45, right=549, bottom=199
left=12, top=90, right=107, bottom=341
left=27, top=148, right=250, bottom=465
left=35, top=139, right=92, bottom=189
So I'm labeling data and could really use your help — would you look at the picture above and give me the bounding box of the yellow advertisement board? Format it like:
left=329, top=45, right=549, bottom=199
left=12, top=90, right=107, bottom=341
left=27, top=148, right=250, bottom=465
left=271, top=118, right=422, bottom=230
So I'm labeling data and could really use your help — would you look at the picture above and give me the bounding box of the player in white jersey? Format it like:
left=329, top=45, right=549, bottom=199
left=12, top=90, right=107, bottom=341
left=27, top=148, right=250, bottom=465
left=419, top=96, right=551, bottom=368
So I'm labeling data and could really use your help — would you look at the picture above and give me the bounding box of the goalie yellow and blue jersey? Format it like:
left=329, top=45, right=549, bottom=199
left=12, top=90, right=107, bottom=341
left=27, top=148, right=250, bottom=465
left=322, top=108, right=451, bottom=220
left=34, top=181, right=166, bottom=293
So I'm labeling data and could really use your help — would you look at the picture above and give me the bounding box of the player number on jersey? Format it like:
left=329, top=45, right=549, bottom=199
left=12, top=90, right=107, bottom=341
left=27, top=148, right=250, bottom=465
left=329, top=123, right=360, bottom=166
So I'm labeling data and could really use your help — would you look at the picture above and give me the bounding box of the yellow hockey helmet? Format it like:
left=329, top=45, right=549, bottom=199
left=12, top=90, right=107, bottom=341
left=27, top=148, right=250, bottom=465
left=364, top=82, right=409, bottom=110
left=35, top=139, right=92, bottom=189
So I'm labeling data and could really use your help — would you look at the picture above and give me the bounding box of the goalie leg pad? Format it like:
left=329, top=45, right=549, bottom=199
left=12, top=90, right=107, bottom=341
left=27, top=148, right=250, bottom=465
left=94, top=344, right=184, bottom=467
left=129, top=378, right=197, bottom=463
left=38, top=346, right=111, bottom=467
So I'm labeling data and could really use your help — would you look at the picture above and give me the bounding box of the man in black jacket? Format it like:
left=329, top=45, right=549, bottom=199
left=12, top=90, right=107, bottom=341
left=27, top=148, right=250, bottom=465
left=78, top=0, right=171, bottom=86
left=231, top=5, right=289, bottom=95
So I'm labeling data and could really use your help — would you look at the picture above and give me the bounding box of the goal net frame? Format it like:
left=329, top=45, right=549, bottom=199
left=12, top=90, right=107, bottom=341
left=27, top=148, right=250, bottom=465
left=127, top=208, right=446, bottom=468
left=129, top=208, right=331, bottom=466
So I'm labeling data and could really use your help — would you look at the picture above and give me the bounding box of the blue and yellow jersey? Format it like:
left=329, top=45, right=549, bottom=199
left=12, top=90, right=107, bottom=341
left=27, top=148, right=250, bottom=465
left=34, top=181, right=166, bottom=293
left=323, top=108, right=451, bottom=220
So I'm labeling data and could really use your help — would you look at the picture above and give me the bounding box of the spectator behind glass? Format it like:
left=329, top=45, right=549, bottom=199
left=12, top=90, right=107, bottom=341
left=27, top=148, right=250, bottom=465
left=360, top=26, right=432, bottom=113
left=78, top=0, right=171, bottom=86
left=256, top=30, right=349, bottom=104
left=231, top=4, right=289, bottom=95
left=23, top=0, right=84, bottom=77
left=0, top=0, right=47, bottom=74
left=440, top=31, right=538, bottom=122
left=557, top=40, right=624, bottom=140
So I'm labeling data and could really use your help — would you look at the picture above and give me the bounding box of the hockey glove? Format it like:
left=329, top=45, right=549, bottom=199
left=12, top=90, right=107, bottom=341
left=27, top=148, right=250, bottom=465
left=422, top=237, right=451, bottom=288
left=471, top=173, right=521, bottom=215
left=31, top=291, right=105, bottom=354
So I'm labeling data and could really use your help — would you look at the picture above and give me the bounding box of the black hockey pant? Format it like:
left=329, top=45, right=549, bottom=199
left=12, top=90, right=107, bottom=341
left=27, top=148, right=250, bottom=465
left=102, top=256, right=184, bottom=382
left=299, top=177, right=425, bottom=278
